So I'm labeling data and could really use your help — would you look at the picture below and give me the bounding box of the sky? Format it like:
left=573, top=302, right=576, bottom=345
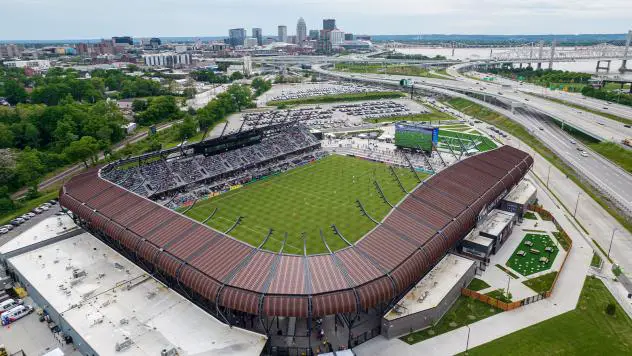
left=2, top=0, right=631, bottom=40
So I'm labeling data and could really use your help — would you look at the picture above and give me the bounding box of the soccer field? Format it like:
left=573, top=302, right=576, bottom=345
left=183, top=154, right=425, bottom=255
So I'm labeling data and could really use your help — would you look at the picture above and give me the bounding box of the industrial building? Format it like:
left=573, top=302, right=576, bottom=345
left=1, top=217, right=267, bottom=356
left=142, top=52, right=192, bottom=68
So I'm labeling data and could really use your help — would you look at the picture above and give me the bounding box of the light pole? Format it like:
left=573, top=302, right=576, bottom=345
left=573, top=192, right=581, bottom=217
left=608, top=228, right=618, bottom=258
left=546, top=164, right=551, bottom=187
left=465, top=324, right=471, bottom=355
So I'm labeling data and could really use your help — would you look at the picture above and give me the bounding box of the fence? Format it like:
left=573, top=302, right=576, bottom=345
left=462, top=205, right=573, bottom=309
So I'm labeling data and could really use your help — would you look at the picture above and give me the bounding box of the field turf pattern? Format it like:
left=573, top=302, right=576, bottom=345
left=183, top=154, right=423, bottom=255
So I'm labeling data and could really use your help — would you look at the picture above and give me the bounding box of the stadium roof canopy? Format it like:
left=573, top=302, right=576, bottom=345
left=60, top=146, right=532, bottom=318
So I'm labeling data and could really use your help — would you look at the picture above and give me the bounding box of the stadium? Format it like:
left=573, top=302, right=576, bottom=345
left=59, top=122, right=533, bottom=353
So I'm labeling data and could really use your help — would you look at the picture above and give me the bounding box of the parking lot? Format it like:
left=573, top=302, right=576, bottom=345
left=0, top=201, right=63, bottom=247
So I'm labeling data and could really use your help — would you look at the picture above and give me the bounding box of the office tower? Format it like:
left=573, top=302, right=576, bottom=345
left=252, top=28, right=263, bottom=46
left=278, top=25, right=287, bottom=43
left=323, top=19, right=336, bottom=31
left=228, top=28, right=246, bottom=47
left=296, top=17, right=307, bottom=45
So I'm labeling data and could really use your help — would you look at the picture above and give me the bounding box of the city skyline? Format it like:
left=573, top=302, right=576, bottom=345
left=2, top=0, right=632, bottom=40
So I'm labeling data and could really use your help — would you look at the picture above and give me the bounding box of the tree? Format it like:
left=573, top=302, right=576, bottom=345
left=15, top=148, right=45, bottom=186
left=136, top=96, right=181, bottom=125
left=132, top=99, right=148, bottom=112
left=177, top=115, right=198, bottom=140
left=3, top=80, right=28, bottom=105
left=64, top=136, right=100, bottom=167
left=251, top=77, right=272, bottom=97
left=606, top=303, right=616, bottom=316
left=230, top=71, right=244, bottom=81
left=0, top=123, right=15, bottom=148
left=183, top=87, right=196, bottom=99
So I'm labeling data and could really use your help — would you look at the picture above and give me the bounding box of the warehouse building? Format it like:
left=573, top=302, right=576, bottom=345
left=2, top=218, right=267, bottom=356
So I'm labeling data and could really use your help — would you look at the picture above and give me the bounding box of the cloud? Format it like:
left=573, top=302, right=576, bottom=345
left=0, top=0, right=630, bottom=40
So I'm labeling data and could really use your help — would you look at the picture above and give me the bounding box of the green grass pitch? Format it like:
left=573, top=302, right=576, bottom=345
left=506, top=233, right=559, bottom=276
left=183, top=154, right=425, bottom=255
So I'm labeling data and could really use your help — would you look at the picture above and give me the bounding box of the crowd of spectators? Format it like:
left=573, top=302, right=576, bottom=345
left=102, top=125, right=321, bottom=199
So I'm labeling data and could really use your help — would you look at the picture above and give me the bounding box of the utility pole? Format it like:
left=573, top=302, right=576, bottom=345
left=573, top=191, right=581, bottom=217
left=546, top=164, right=551, bottom=187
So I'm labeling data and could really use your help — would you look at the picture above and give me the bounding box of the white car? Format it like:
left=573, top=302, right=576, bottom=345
left=20, top=215, right=30, bottom=221
left=581, top=151, right=589, bottom=157
left=0, top=228, right=8, bottom=234
left=40, top=206, right=49, bottom=211
left=2, top=225, right=13, bottom=231
left=26, top=212, right=35, bottom=218
left=33, top=208, right=43, bottom=214
left=570, top=140, right=576, bottom=144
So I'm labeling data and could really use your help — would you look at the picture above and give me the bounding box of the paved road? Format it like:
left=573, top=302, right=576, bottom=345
left=447, top=64, right=632, bottom=122
left=313, top=64, right=632, bottom=213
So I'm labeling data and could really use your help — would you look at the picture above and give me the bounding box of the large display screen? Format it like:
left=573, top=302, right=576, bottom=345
left=394, top=123, right=439, bottom=152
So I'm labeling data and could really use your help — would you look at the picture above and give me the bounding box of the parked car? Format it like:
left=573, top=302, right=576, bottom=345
left=0, top=228, right=8, bottom=234
left=49, top=199, right=58, bottom=205
left=2, top=224, right=13, bottom=231
left=33, top=208, right=43, bottom=214
left=26, top=212, right=35, bottom=218
left=0, top=299, right=23, bottom=314
left=19, top=215, right=30, bottom=221
left=10, top=220, right=21, bottom=226
left=40, top=205, right=49, bottom=211
left=1, top=305, right=33, bottom=325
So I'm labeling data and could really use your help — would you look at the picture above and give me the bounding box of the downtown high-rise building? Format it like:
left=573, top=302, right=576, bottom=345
left=296, top=17, right=307, bottom=46
left=323, top=19, right=336, bottom=31
left=309, top=30, right=320, bottom=40
left=252, top=28, right=263, bottom=46
left=228, top=28, right=246, bottom=47
left=278, top=25, right=288, bottom=43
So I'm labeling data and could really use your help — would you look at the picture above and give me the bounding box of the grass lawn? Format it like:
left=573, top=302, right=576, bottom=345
left=267, top=91, right=405, bottom=106
left=551, top=231, right=571, bottom=252
left=461, top=277, right=632, bottom=356
left=506, top=233, right=559, bottom=276
left=592, top=239, right=614, bottom=264
left=523, top=211, right=538, bottom=220
left=467, top=278, right=491, bottom=292
left=591, top=253, right=602, bottom=268
left=333, top=63, right=445, bottom=79
left=182, top=154, right=423, bottom=255
left=522, top=271, right=558, bottom=294
left=585, top=141, right=632, bottom=174
left=486, top=289, right=513, bottom=303
left=496, top=264, right=520, bottom=279
left=400, top=296, right=503, bottom=344
left=443, top=97, right=632, bottom=235
left=438, top=129, right=498, bottom=153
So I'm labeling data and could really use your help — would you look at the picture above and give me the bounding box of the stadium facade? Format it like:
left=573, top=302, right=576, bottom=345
left=59, top=125, right=533, bottom=352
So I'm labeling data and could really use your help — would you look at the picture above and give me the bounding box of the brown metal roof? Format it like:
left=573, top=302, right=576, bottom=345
left=60, top=146, right=533, bottom=318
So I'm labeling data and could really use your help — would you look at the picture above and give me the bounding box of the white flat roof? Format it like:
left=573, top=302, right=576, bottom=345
left=478, top=209, right=515, bottom=237
left=464, top=231, right=494, bottom=247
left=384, top=254, right=474, bottom=320
left=8, top=232, right=266, bottom=356
left=0, top=215, right=77, bottom=256
left=504, top=179, right=536, bottom=205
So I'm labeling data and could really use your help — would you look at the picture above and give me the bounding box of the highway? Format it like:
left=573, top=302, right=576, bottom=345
left=320, top=68, right=631, bottom=143
left=447, top=63, right=632, bottom=122
left=312, top=64, right=632, bottom=213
